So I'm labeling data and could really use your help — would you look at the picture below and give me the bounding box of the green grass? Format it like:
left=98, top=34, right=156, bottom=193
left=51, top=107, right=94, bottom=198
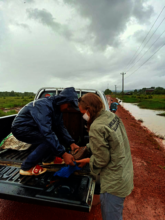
left=117, top=94, right=165, bottom=111
left=0, top=97, right=34, bottom=109
left=138, top=100, right=165, bottom=109
left=0, top=110, right=18, bottom=117
left=0, top=96, right=35, bottom=116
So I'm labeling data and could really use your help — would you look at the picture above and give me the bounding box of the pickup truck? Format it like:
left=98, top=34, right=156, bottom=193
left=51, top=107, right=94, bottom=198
left=0, top=87, right=109, bottom=212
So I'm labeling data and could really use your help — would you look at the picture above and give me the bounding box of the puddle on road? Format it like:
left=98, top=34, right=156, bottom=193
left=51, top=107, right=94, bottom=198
left=120, top=101, right=165, bottom=140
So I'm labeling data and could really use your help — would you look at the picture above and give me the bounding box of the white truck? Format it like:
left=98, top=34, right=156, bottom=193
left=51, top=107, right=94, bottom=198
left=0, top=87, right=109, bottom=212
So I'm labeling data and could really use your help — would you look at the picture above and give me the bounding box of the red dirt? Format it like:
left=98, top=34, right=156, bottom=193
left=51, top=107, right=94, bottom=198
left=0, top=97, right=165, bottom=220
left=107, top=95, right=165, bottom=220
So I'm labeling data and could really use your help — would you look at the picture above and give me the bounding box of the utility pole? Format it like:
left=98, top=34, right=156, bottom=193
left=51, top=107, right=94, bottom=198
left=115, top=85, right=117, bottom=98
left=120, top=73, right=126, bottom=99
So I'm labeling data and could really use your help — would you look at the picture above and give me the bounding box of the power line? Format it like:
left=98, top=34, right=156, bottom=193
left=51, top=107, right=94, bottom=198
left=127, top=28, right=165, bottom=73
left=125, top=6, right=165, bottom=72
left=126, top=42, right=165, bottom=79
left=127, top=13, right=165, bottom=73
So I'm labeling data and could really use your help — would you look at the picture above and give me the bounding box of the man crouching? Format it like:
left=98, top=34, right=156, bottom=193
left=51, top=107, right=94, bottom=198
left=11, top=87, right=79, bottom=176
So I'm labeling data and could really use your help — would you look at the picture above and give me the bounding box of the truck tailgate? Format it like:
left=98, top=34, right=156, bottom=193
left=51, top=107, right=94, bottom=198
left=0, top=165, right=95, bottom=212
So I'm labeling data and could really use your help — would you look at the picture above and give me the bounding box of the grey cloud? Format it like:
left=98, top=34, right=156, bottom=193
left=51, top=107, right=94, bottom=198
left=26, top=8, right=72, bottom=38
left=126, top=74, right=165, bottom=90
left=17, top=23, right=29, bottom=29
left=134, top=30, right=149, bottom=43
left=0, top=0, right=163, bottom=93
left=63, top=0, right=154, bottom=50
left=124, top=27, right=165, bottom=73
left=24, top=0, right=35, bottom=3
left=27, top=8, right=59, bottom=27
left=0, top=12, right=9, bottom=45
left=149, top=36, right=165, bottom=52
left=11, top=21, right=31, bottom=32
left=132, top=1, right=154, bottom=23
left=0, top=0, right=34, bottom=3
left=133, top=29, right=165, bottom=53
left=154, top=58, right=165, bottom=75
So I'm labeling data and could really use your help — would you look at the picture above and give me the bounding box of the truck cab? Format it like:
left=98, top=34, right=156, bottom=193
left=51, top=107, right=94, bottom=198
left=0, top=88, right=109, bottom=212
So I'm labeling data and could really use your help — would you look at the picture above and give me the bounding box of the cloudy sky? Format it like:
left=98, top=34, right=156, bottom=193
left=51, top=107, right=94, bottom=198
left=0, top=0, right=165, bottom=93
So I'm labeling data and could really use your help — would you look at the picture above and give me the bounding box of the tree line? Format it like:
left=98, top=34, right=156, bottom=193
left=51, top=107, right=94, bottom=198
left=0, top=91, right=35, bottom=97
left=134, top=87, right=165, bottom=94
left=104, top=87, right=165, bottom=95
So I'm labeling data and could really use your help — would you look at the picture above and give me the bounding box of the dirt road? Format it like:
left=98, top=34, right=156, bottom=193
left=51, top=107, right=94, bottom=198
left=107, top=95, right=165, bottom=220
left=0, top=97, right=165, bottom=220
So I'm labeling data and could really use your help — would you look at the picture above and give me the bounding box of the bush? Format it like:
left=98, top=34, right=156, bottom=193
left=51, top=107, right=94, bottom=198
left=141, top=95, right=146, bottom=99
left=0, top=110, right=5, bottom=117
left=6, top=110, right=17, bottom=116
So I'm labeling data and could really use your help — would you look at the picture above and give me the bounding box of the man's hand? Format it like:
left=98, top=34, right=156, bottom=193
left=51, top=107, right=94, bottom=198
left=62, top=152, right=75, bottom=166
left=75, top=158, right=90, bottom=168
left=70, top=143, right=79, bottom=152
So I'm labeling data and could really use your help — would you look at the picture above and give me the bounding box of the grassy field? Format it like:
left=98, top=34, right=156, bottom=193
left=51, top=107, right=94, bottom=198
left=0, top=110, right=18, bottom=117
left=0, top=96, right=35, bottom=117
left=114, top=94, right=165, bottom=113
left=0, top=96, right=34, bottom=109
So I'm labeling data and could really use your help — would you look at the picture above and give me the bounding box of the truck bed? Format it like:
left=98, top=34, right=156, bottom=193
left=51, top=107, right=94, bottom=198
left=0, top=164, right=95, bottom=212
left=0, top=115, right=97, bottom=212
left=0, top=88, right=105, bottom=211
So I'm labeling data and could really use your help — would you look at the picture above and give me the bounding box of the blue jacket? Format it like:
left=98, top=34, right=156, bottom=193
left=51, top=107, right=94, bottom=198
left=12, top=87, right=78, bottom=156
left=110, top=102, right=119, bottom=112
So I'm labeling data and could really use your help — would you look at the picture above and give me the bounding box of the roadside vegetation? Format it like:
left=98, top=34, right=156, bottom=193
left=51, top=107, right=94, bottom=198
left=0, top=96, right=34, bottom=109
left=104, top=87, right=165, bottom=116
left=117, top=94, right=165, bottom=110
left=117, top=94, right=165, bottom=108
left=0, top=91, right=35, bottom=117
left=0, top=109, right=18, bottom=117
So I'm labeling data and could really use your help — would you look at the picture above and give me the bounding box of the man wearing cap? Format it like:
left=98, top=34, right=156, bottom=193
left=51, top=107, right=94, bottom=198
left=11, top=87, right=80, bottom=176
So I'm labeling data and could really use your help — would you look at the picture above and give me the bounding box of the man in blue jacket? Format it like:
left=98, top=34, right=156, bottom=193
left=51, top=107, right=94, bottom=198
left=11, top=87, right=79, bottom=176
left=110, top=100, right=119, bottom=113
